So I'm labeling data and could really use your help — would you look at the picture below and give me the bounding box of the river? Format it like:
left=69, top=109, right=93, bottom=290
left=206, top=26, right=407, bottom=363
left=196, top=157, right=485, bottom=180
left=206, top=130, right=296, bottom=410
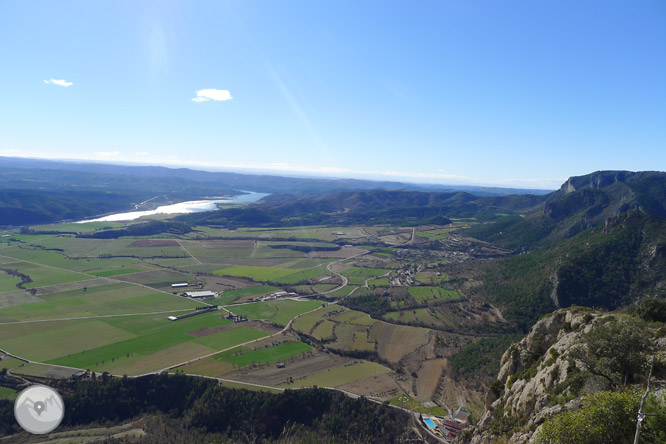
left=76, top=191, right=269, bottom=223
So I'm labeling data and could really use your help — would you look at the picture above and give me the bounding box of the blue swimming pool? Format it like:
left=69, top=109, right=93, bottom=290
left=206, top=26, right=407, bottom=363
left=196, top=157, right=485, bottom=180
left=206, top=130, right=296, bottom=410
left=424, top=418, right=436, bottom=428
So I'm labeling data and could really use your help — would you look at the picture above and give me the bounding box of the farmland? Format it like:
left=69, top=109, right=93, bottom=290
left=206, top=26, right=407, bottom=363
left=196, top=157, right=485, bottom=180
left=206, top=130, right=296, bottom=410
left=214, top=341, right=312, bottom=367
left=227, top=300, right=322, bottom=326
left=341, top=267, right=391, bottom=285
left=213, top=265, right=330, bottom=284
left=279, top=361, right=392, bottom=388
left=0, top=219, right=493, bottom=415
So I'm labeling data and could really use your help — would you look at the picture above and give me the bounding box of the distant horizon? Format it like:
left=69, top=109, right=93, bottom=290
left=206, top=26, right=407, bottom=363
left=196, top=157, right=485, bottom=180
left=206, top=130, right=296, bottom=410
left=1, top=2, right=663, bottom=192
left=1, top=154, right=562, bottom=191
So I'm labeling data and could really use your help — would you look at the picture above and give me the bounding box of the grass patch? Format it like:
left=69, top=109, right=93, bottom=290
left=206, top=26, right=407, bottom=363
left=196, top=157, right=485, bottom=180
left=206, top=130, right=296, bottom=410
left=368, top=277, right=390, bottom=287
left=408, top=286, right=461, bottom=303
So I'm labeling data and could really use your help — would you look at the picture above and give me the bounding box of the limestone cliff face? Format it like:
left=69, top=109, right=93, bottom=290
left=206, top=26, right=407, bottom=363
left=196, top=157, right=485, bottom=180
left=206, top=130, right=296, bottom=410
left=462, top=308, right=602, bottom=444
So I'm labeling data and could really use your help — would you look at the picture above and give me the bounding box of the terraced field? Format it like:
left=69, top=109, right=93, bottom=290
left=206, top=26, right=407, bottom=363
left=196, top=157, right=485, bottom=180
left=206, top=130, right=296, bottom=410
left=280, top=361, right=392, bottom=388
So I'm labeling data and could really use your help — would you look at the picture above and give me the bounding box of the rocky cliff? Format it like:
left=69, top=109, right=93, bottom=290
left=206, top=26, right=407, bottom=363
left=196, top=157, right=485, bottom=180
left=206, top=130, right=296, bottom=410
left=461, top=307, right=666, bottom=443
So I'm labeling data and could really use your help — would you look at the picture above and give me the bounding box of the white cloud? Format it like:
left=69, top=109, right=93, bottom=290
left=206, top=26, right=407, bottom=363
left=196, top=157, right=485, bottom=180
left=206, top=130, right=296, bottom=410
left=134, top=151, right=149, bottom=156
left=94, top=151, right=120, bottom=158
left=44, top=79, right=73, bottom=87
left=192, top=89, right=232, bottom=102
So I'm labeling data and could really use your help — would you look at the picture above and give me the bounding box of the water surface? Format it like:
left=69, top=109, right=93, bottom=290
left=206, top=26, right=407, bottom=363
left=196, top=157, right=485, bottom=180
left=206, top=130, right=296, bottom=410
left=77, top=191, right=268, bottom=223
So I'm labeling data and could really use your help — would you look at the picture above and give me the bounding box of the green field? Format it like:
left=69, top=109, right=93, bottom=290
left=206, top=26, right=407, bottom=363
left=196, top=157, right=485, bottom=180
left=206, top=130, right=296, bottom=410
left=0, top=272, right=22, bottom=292
left=3, top=261, right=94, bottom=289
left=214, top=341, right=312, bottom=367
left=280, top=361, right=392, bottom=388
left=292, top=304, right=341, bottom=333
left=0, top=319, right=137, bottom=362
left=383, top=308, right=454, bottom=328
left=311, top=320, right=335, bottom=340
left=213, top=265, right=328, bottom=284
left=0, top=310, right=271, bottom=373
left=0, top=283, right=200, bottom=322
left=408, top=286, right=461, bottom=303
left=341, top=267, right=391, bottom=285
left=415, top=228, right=456, bottom=240
left=368, top=277, right=390, bottom=286
left=228, top=300, right=322, bottom=327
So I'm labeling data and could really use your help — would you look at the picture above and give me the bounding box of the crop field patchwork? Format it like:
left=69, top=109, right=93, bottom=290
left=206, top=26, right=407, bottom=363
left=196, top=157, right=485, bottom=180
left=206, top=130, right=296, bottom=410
left=0, top=311, right=269, bottom=373
left=0, top=283, right=200, bottom=321
left=1, top=261, right=94, bottom=289
left=214, top=341, right=312, bottom=367
left=213, top=265, right=328, bottom=284
left=0, top=319, right=137, bottom=361
left=0, top=222, right=471, bottom=407
left=228, top=300, right=322, bottom=327
left=280, top=361, right=392, bottom=388
left=291, top=304, right=341, bottom=333
left=107, top=342, right=216, bottom=375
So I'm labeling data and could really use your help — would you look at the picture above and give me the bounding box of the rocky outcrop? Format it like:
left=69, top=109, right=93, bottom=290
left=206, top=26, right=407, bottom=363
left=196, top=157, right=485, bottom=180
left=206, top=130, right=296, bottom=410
left=461, top=308, right=606, bottom=444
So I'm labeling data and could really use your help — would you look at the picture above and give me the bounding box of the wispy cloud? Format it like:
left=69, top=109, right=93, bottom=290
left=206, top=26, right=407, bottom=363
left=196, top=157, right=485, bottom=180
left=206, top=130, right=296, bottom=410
left=192, top=89, right=232, bottom=102
left=134, top=151, right=149, bottom=156
left=44, top=79, right=73, bottom=87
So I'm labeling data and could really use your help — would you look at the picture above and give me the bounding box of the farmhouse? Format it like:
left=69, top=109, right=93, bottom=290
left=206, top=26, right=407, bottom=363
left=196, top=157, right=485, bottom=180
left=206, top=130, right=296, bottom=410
left=226, top=312, right=247, bottom=323
left=184, top=290, right=216, bottom=300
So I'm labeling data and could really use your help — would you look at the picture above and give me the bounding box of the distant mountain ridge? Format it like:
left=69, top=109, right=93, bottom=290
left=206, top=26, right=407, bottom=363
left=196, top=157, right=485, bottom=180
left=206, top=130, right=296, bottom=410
left=0, top=156, right=550, bottom=226
left=0, top=156, right=551, bottom=196
left=462, top=170, right=666, bottom=331
left=469, top=170, right=666, bottom=250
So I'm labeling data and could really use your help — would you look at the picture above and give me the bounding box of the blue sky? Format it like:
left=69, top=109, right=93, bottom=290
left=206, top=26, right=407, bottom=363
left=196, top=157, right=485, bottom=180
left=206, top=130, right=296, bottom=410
left=1, top=1, right=664, bottom=189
